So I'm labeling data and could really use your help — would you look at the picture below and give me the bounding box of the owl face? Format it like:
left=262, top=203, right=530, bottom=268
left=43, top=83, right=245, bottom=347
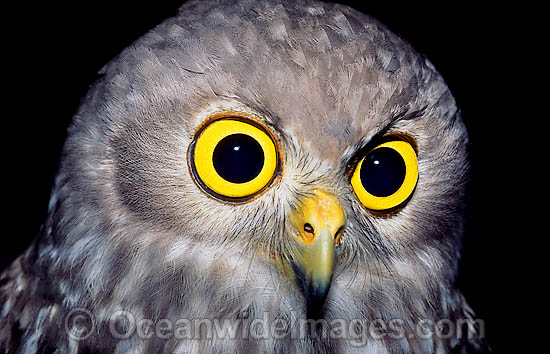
left=183, top=105, right=425, bottom=315
left=47, top=0, right=469, bottom=337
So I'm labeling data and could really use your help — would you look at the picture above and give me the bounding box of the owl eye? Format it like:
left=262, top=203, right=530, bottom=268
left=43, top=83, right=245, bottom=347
left=189, top=118, right=279, bottom=200
left=351, top=140, right=418, bottom=211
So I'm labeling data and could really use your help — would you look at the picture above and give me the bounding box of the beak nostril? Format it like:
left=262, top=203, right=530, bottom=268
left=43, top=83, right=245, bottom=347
left=304, top=223, right=315, bottom=234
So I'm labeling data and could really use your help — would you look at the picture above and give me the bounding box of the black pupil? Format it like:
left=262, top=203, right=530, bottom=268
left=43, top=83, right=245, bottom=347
left=212, top=134, right=264, bottom=183
left=360, top=147, right=406, bottom=197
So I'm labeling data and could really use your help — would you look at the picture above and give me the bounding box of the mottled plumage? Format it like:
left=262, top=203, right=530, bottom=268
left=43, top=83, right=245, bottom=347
left=1, top=1, right=488, bottom=353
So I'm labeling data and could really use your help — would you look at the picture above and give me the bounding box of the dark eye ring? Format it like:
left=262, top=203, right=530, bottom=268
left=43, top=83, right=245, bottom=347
left=189, top=118, right=279, bottom=200
left=351, top=140, right=418, bottom=211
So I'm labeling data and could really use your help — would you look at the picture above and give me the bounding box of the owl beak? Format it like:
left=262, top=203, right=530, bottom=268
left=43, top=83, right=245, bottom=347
left=288, top=190, right=345, bottom=318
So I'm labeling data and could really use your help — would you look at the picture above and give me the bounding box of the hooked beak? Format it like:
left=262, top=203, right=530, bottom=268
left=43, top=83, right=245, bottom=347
left=286, top=190, right=345, bottom=318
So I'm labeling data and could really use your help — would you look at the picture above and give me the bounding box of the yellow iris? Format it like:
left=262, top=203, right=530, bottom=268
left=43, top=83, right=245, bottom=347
left=191, top=118, right=278, bottom=199
left=351, top=140, right=418, bottom=211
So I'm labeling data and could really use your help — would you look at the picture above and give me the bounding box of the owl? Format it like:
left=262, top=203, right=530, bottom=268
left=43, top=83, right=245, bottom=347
left=1, top=0, right=489, bottom=353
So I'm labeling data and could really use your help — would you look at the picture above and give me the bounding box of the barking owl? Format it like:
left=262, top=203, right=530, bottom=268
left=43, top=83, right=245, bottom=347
left=1, top=0, right=489, bottom=353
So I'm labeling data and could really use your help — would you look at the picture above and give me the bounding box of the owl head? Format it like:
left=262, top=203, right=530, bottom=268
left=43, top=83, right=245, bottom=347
left=28, top=0, right=471, bottom=350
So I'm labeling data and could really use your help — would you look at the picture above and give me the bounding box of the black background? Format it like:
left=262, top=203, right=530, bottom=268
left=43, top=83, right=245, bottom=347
left=4, top=1, right=515, bottom=352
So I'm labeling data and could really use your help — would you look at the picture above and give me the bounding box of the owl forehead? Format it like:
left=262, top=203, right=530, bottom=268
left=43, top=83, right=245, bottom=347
left=99, top=0, right=451, bottom=162
left=148, top=0, right=442, bottom=161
